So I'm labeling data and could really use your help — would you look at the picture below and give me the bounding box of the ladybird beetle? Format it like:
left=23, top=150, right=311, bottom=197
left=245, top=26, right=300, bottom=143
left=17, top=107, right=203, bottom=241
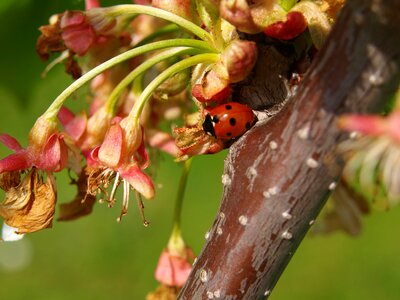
left=202, top=102, right=255, bottom=140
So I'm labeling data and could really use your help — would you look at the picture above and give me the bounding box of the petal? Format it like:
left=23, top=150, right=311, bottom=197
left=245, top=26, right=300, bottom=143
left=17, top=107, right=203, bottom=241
left=0, top=151, right=30, bottom=173
left=60, top=11, right=96, bottom=56
left=1, top=223, right=24, bottom=242
left=135, top=132, right=150, bottom=169
left=119, top=165, right=154, bottom=199
left=38, top=134, right=68, bottom=172
left=154, top=249, right=192, bottom=287
left=338, top=115, right=386, bottom=136
left=65, top=111, right=87, bottom=142
left=0, top=134, right=22, bottom=152
left=85, top=0, right=100, bottom=10
left=147, top=130, right=182, bottom=158
left=58, top=106, right=75, bottom=127
left=0, top=170, right=57, bottom=234
left=98, top=123, right=123, bottom=168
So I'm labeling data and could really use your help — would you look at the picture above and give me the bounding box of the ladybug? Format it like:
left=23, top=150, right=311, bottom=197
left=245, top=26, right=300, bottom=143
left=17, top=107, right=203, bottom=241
left=202, top=102, right=256, bottom=140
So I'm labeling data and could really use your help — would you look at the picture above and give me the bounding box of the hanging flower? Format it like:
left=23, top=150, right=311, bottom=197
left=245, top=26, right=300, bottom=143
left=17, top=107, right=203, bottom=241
left=338, top=111, right=400, bottom=209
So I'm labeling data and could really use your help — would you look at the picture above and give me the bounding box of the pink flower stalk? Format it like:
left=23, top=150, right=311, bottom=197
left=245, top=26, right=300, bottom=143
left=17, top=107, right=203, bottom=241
left=264, top=11, right=308, bottom=40
left=339, top=112, right=400, bottom=143
left=154, top=247, right=195, bottom=287
left=0, top=117, right=68, bottom=174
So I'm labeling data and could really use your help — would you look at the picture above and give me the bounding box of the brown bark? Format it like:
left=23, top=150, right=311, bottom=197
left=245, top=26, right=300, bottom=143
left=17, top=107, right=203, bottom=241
left=179, top=0, right=400, bottom=299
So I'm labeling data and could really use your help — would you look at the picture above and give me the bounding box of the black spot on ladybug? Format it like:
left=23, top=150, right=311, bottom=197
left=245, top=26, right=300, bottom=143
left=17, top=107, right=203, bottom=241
left=227, top=132, right=232, bottom=137
left=229, top=118, right=236, bottom=126
left=212, top=115, right=219, bottom=123
left=245, top=122, right=251, bottom=130
left=225, top=104, right=232, bottom=110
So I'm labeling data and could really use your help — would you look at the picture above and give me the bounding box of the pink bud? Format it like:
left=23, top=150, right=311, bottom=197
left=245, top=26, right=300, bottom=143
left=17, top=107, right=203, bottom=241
left=264, top=11, right=307, bottom=40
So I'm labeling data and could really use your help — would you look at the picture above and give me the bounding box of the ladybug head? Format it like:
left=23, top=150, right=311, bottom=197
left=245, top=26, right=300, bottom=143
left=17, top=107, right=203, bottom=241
left=202, top=113, right=216, bottom=137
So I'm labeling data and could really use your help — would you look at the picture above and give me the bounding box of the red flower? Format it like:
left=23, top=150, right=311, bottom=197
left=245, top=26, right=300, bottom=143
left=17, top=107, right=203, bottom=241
left=0, top=117, right=68, bottom=174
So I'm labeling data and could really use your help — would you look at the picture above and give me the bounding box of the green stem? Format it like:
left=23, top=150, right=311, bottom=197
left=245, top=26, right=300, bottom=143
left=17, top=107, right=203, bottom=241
left=169, top=158, right=193, bottom=246
left=105, top=47, right=206, bottom=113
left=134, top=24, right=180, bottom=47
left=43, top=39, right=216, bottom=120
left=128, top=53, right=220, bottom=124
left=106, top=5, right=212, bottom=43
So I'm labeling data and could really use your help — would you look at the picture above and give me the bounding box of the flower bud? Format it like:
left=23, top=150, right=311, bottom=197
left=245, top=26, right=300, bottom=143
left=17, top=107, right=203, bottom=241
left=152, top=0, right=197, bottom=22
left=264, top=11, right=307, bottom=40
left=221, top=40, right=257, bottom=83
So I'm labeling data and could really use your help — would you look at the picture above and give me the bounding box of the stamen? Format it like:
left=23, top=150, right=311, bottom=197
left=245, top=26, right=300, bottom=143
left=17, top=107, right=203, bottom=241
left=109, top=172, right=121, bottom=204
left=135, top=191, right=150, bottom=227
left=117, top=180, right=130, bottom=222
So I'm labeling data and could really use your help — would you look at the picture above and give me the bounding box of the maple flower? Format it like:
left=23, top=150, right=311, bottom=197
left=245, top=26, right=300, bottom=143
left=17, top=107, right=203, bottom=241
left=0, top=117, right=66, bottom=240
left=154, top=227, right=195, bottom=288
left=338, top=111, right=400, bottom=208
left=88, top=117, right=154, bottom=220
left=0, top=116, right=68, bottom=174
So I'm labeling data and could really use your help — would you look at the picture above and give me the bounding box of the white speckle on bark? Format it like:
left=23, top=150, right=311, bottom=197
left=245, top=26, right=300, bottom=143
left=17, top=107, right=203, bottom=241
left=238, top=215, right=248, bottom=226
left=214, top=290, right=221, bottom=298
left=206, top=291, right=214, bottom=299
left=297, top=125, right=310, bottom=140
left=216, top=226, right=223, bottom=235
left=248, top=166, right=257, bottom=176
left=329, top=182, right=337, bottom=191
left=349, top=131, right=359, bottom=139
left=264, top=290, right=271, bottom=296
left=221, top=174, right=231, bottom=186
left=309, top=220, right=315, bottom=225
left=306, top=158, right=319, bottom=168
left=219, top=212, right=225, bottom=219
left=192, top=257, right=197, bottom=265
left=369, top=73, right=384, bottom=86
left=263, top=186, right=279, bottom=198
left=281, top=230, right=293, bottom=240
left=205, top=231, right=210, bottom=240
left=200, top=269, right=208, bottom=282
left=269, top=141, right=278, bottom=149
left=282, top=210, right=292, bottom=220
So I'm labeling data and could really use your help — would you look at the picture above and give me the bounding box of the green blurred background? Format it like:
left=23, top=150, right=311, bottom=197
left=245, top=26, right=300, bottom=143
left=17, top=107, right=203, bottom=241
left=0, top=1, right=399, bottom=299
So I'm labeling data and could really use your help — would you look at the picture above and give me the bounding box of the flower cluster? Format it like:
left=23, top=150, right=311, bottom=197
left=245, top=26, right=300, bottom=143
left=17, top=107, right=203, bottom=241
left=1, top=0, right=341, bottom=291
left=316, top=93, right=400, bottom=236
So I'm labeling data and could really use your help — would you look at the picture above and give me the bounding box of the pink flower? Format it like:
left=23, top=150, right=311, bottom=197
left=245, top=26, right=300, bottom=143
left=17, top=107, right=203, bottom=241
left=0, top=117, right=68, bottom=174
left=85, top=117, right=154, bottom=220
left=339, top=112, right=400, bottom=143
left=154, top=247, right=195, bottom=287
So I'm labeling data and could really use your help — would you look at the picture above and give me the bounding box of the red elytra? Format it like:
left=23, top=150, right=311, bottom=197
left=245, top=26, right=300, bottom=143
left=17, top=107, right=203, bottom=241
left=202, top=102, right=255, bottom=140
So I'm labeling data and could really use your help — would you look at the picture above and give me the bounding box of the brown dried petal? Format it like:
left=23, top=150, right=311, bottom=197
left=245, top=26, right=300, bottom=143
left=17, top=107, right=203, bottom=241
left=0, top=169, right=57, bottom=234
left=58, top=171, right=96, bottom=221
left=36, top=21, right=66, bottom=61
left=0, top=171, right=20, bottom=191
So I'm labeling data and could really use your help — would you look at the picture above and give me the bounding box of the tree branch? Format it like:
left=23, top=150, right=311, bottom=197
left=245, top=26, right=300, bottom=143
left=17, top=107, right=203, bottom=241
left=179, top=0, right=400, bottom=299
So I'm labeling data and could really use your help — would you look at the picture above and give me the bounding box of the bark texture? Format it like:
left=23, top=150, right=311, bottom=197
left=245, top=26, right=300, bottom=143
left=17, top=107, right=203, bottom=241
left=179, top=0, right=400, bottom=299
